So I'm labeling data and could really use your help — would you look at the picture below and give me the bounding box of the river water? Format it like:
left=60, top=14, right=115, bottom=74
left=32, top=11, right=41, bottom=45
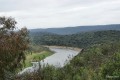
left=18, top=47, right=81, bottom=75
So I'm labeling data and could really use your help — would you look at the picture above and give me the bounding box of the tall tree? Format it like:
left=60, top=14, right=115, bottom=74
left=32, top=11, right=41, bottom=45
left=0, top=16, right=29, bottom=79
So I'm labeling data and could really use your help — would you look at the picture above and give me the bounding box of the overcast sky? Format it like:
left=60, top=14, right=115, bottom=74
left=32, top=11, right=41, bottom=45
left=0, top=0, right=120, bottom=29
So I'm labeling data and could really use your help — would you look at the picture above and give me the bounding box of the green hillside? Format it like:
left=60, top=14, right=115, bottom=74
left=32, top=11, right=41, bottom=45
left=30, top=30, right=120, bottom=48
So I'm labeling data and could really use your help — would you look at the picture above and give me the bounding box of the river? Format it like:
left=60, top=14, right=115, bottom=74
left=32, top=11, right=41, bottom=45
left=18, top=47, right=81, bottom=75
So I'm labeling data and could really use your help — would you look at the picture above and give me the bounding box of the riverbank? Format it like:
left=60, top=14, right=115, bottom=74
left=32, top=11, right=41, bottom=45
left=44, top=45, right=82, bottom=52
left=19, top=46, right=81, bottom=74
left=23, top=51, right=54, bottom=68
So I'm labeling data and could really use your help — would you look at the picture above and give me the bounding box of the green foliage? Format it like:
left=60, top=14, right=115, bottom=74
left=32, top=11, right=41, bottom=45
left=0, top=16, right=29, bottom=80
left=30, top=30, right=120, bottom=48
left=101, top=52, right=120, bottom=80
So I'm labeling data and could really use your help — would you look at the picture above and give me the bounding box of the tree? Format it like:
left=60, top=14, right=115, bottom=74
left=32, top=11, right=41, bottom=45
left=0, top=16, right=29, bottom=79
left=101, top=52, right=120, bottom=80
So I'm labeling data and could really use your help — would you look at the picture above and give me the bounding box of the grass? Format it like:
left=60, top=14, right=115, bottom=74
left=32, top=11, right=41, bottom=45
left=23, top=51, right=54, bottom=68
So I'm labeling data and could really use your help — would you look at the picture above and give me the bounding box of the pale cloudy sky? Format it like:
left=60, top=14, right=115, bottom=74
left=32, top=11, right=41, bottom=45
left=0, top=0, right=120, bottom=29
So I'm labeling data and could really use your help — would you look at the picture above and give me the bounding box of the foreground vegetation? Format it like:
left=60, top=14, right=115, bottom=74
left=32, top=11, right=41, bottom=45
left=17, top=43, right=120, bottom=80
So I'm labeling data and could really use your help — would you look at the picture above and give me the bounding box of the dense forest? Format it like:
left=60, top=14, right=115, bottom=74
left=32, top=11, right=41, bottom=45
left=30, top=30, right=120, bottom=48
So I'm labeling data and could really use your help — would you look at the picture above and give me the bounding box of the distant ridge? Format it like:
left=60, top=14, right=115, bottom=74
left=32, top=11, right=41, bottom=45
left=30, top=24, right=120, bottom=35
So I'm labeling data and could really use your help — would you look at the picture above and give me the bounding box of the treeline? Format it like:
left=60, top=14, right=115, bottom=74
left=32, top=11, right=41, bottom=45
left=30, top=30, right=120, bottom=48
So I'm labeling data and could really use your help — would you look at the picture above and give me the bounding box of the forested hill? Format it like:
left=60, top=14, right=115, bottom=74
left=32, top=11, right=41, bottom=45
left=30, top=30, right=120, bottom=48
left=30, top=24, right=120, bottom=35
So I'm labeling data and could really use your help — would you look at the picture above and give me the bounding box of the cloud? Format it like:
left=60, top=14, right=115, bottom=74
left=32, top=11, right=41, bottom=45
left=0, top=0, right=120, bottom=29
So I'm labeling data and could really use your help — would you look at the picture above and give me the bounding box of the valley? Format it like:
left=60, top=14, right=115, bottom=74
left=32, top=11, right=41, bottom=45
left=1, top=0, right=120, bottom=79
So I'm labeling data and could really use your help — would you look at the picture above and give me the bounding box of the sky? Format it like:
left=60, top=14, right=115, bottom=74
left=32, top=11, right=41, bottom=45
left=0, top=0, right=120, bottom=29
